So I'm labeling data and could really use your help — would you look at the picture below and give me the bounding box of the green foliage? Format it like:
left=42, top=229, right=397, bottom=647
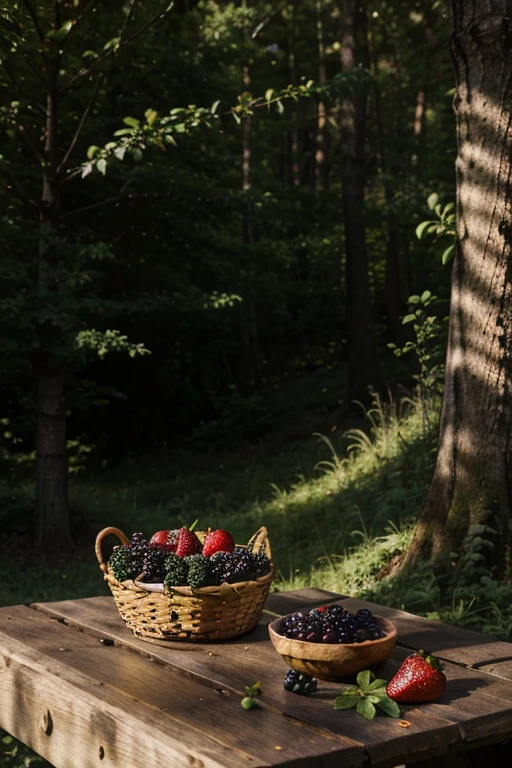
left=333, top=671, right=400, bottom=720
left=415, top=194, right=456, bottom=265
left=75, top=329, right=151, bottom=360
left=0, top=733, right=47, bottom=767
left=388, top=290, right=447, bottom=422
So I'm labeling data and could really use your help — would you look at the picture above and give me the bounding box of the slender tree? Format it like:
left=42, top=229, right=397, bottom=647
left=339, top=0, right=379, bottom=402
left=404, top=0, right=512, bottom=570
left=0, top=1, right=170, bottom=551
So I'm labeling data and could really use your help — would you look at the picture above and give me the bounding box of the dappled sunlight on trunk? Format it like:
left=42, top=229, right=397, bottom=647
left=404, top=1, right=512, bottom=569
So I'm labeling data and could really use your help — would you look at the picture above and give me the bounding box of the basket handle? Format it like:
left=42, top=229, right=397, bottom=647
left=247, top=526, right=271, bottom=558
left=95, top=527, right=130, bottom=573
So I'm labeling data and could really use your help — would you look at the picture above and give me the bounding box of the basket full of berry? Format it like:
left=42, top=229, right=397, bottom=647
left=95, top=524, right=273, bottom=642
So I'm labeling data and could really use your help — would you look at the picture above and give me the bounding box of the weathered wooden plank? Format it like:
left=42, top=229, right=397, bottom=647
left=31, top=598, right=466, bottom=768
left=476, top=659, right=512, bottom=681
left=337, top=597, right=512, bottom=669
left=0, top=605, right=364, bottom=768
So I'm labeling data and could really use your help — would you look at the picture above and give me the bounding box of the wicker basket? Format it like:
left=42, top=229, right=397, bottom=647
left=95, top=526, right=273, bottom=642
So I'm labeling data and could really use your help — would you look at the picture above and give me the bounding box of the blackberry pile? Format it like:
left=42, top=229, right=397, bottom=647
left=208, top=547, right=271, bottom=586
left=280, top=605, right=384, bottom=644
left=283, top=669, right=318, bottom=695
left=108, top=532, right=149, bottom=582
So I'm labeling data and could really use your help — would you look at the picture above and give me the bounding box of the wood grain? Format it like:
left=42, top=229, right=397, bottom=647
left=0, top=605, right=364, bottom=768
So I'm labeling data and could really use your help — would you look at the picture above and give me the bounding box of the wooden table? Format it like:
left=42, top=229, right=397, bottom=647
left=1, top=588, right=512, bottom=768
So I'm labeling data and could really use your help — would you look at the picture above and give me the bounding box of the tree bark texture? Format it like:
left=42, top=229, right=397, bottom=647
left=405, top=0, right=512, bottom=568
left=36, top=62, right=72, bottom=551
left=315, top=0, right=329, bottom=191
left=339, top=0, right=380, bottom=402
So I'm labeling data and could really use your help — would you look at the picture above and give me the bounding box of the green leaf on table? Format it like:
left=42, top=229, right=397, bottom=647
left=333, top=694, right=358, bottom=710
left=367, top=678, right=388, bottom=692
left=357, top=670, right=371, bottom=691
left=375, top=696, right=400, bottom=718
left=357, top=698, right=376, bottom=719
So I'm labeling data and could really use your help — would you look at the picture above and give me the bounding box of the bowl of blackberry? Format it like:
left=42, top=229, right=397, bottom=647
left=269, top=605, right=397, bottom=682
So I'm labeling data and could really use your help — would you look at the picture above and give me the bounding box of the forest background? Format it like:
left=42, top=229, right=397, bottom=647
left=0, top=0, right=470, bottom=604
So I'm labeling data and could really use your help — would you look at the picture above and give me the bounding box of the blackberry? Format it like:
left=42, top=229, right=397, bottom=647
left=185, top=554, right=210, bottom=588
left=141, top=546, right=167, bottom=582
left=108, top=545, right=136, bottom=582
left=128, top=532, right=149, bottom=576
left=283, top=669, right=318, bottom=695
left=164, top=553, right=188, bottom=587
left=355, top=608, right=384, bottom=640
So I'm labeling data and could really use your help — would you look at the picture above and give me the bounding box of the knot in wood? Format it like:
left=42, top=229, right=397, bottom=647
left=40, top=709, right=53, bottom=736
left=467, top=13, right=512, bottom=51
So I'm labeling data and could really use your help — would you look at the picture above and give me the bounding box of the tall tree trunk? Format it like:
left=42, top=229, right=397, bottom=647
left=373, top=78, right=409, bottom=344
left=36, top=60, right=72, bottom=551
left=240, top=63, right=258, bottom=391
left=339, top=0, right=379, bottom=402
left=411, top=1, right=436, bottom=174
left=287, top=1, right=301, bottom=187
left=315, top=0, right=329, bottom=191
left=404, top=1, right=512, bottom=571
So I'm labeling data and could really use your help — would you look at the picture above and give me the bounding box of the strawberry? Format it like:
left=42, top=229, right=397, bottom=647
left=202, top=529, right=235, bottom=557
left=387, top=650, right=446, bottom=703
left=175, top=527, right=202, bottom=557
left=149, top=529, right=179, bottom=552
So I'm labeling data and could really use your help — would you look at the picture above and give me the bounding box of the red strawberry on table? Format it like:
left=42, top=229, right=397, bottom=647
left=175, top=527, right=202, bottom=557
left=203, top=529, right=235, bottom=557
left=387, top=650, right=446, bottom=703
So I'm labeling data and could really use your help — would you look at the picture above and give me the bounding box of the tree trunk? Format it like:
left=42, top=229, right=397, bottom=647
left=404, top=1, right=512, bottom=570
left=315, top=0, right=329, bottom=192
left=240, top=63, right=258, bottom=391
left=339, top=0, right=380, bottom=402
left=373, top=77, right=410, bottom=344
left=287, top=1, right=301, bottom=187
left=36, top=366, right=70, bottom=549
left=36, top=62, right=72, bottom=552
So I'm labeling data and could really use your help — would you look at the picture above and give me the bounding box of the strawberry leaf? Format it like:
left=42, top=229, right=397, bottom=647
left=333, top=695, right=358, bottom=710
left=367, top=678, right=388, bottom=691
left=357, top=698, right=376, bottom=720
left=375, top=697, right=401, bottom=718
left=357, top=670, right=371, bottom=691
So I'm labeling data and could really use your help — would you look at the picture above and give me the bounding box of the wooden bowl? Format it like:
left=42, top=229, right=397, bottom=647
left=268, top=614, right=397, bottom=680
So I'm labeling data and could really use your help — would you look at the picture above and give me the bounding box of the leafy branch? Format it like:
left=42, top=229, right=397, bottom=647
left=76, top=68, right=373, bottom=178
